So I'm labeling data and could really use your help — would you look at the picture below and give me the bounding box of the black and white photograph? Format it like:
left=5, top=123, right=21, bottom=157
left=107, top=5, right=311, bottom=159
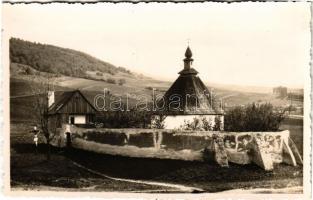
left=1, top=1, right=311, bottom=198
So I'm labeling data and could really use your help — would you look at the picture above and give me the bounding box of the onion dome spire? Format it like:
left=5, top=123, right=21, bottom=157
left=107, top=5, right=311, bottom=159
left=179, top=46, right=198, bottom=75
left=185, top=46, right=193, bottom=58
left=183, top=46, right=194, bottom=71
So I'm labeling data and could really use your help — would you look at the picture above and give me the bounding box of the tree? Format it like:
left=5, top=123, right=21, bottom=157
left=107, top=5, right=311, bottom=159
left=224, top=103, right=286, bottom=132
left=29, top=75, right=58, bottom=160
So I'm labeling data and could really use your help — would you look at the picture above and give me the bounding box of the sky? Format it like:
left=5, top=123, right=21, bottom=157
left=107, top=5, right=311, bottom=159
left=3, top=2, right=311, bottom=88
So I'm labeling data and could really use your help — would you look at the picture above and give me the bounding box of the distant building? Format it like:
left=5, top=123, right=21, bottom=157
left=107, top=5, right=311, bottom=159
left=273, top=86, right=303, bottom=102
left=48, top=90, right=97, bottom=127
left=273, top=86, right=288, bottom=98
left=287, top=92, right=304, bottom=102
left=288, top=88, right=304, bottom=102
left=155, top=46, right=224, bottom=130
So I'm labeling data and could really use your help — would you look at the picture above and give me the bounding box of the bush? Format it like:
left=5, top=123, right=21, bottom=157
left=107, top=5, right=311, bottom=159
left=107, top=78, right=116, bottom=84
left=96, top=110, right=153, bottom=128
left=96, top=72, right=103, bottom=76
left=145, top=86, right=153, bottom=91
left=118, top=79, right=126, bottom=86
left=213, top=117, right=222, bottom=131
left=151, top=114, right=167, bottom=129
left=224, top=103, right=286, bottom=132
left=25, top=67, right=33, bottom=75
left=179, top=117, right=218, bottom=131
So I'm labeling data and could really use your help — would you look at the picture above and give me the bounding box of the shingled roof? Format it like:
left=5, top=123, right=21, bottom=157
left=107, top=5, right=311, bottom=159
left=160, top=47, right=223, bottom=115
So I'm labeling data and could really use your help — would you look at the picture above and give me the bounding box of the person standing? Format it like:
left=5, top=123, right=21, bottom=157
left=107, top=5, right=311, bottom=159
left=30, top=126, right=40, bottom=153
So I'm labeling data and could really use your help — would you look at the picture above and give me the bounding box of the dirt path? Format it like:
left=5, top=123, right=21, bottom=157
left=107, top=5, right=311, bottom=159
left=71, top=160, right=204, bottom=193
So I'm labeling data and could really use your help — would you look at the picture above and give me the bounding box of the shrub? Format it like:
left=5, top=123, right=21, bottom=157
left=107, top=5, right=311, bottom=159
left=151, top=114, right=167, bottom=129
left=213, top=116, right=222, bottom=131
left=145, top=86, right=153, bottom=91
left=180, top=117, right=202, bottom=131
left=96, top=110, right=153, bottom=128
left=202, top=117, right=213, bottom=131
left=25, top=67, right=33, bottom=75
left=118, top=78, right=126, bottom=86
left=107, top=78, right=116, bottom=84
left=179, top=117, right=218, bottom=131
left=224, top=103, right=286, bottom=132
left=96, top=72, right=103, bottom=76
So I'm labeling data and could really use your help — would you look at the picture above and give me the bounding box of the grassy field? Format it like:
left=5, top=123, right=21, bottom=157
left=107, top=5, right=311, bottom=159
left=10, top=75, right=302, bottom=110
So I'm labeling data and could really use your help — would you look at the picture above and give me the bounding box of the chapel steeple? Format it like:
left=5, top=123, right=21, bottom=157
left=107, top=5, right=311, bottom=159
left=161, top=46, right=222, bottom=115
left=179, top=46, right=198, bottom=75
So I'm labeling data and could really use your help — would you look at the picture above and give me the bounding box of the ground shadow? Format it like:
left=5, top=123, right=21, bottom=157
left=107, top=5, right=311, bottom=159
left=11, top=143, right=61, bottom=154
left=10, top=144, right=303, bottom=192
left=63, top=147, right=276, bottom=182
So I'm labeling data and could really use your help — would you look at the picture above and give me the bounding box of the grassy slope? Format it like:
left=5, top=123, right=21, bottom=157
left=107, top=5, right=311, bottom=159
left=10, top=73, right=299, bottom=105
left=10, top=74, right=303, bottom=125
left=10, top=38, right=131, bottom=77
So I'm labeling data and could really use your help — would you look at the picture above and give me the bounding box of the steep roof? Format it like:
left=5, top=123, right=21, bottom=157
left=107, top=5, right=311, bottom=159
left=160, top=47, right=223, bottom=115
left=48, top=90, right=97, bottom=115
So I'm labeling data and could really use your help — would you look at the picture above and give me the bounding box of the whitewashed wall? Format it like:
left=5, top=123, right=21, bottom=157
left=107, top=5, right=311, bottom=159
left=69, top=115, right=86, bottom=124
left=163, top=115, right=224, bottom=130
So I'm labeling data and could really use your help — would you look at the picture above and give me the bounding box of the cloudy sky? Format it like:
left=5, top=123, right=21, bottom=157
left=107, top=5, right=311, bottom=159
left=3, top=2, right=311, bottom=88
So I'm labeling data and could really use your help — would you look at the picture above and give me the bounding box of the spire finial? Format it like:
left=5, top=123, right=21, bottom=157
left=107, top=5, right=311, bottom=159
left=179, top=45, right=198, bottom=75
left=185, top=46, right=193, bottom=59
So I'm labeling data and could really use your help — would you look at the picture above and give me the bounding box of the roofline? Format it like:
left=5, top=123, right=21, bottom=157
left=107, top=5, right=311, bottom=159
left=76, top=90, right=98, bottom=112
left=51, top=90, right=98, bottom=114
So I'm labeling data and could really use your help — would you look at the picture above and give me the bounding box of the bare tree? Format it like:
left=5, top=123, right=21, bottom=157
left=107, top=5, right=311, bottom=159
left=28, top=75, right=58, bottom=160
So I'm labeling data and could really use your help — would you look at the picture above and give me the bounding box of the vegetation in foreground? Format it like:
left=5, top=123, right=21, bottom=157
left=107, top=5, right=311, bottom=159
left=224, top=103, right=286, bottom=132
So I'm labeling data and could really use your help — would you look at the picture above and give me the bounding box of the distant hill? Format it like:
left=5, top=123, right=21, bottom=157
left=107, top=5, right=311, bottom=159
left=9, top=38, right=303, bottom=111
left=9, top=38, right=133, bottom=78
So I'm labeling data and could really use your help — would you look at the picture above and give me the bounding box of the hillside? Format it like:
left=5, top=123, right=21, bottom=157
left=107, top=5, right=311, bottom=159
left=9, top=38, right=303, bottom=116
left=10, top=38, right=133, bottom=79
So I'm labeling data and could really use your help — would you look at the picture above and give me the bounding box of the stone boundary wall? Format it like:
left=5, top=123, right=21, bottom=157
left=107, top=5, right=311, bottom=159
left=51, top=125, right=302, bottom=171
